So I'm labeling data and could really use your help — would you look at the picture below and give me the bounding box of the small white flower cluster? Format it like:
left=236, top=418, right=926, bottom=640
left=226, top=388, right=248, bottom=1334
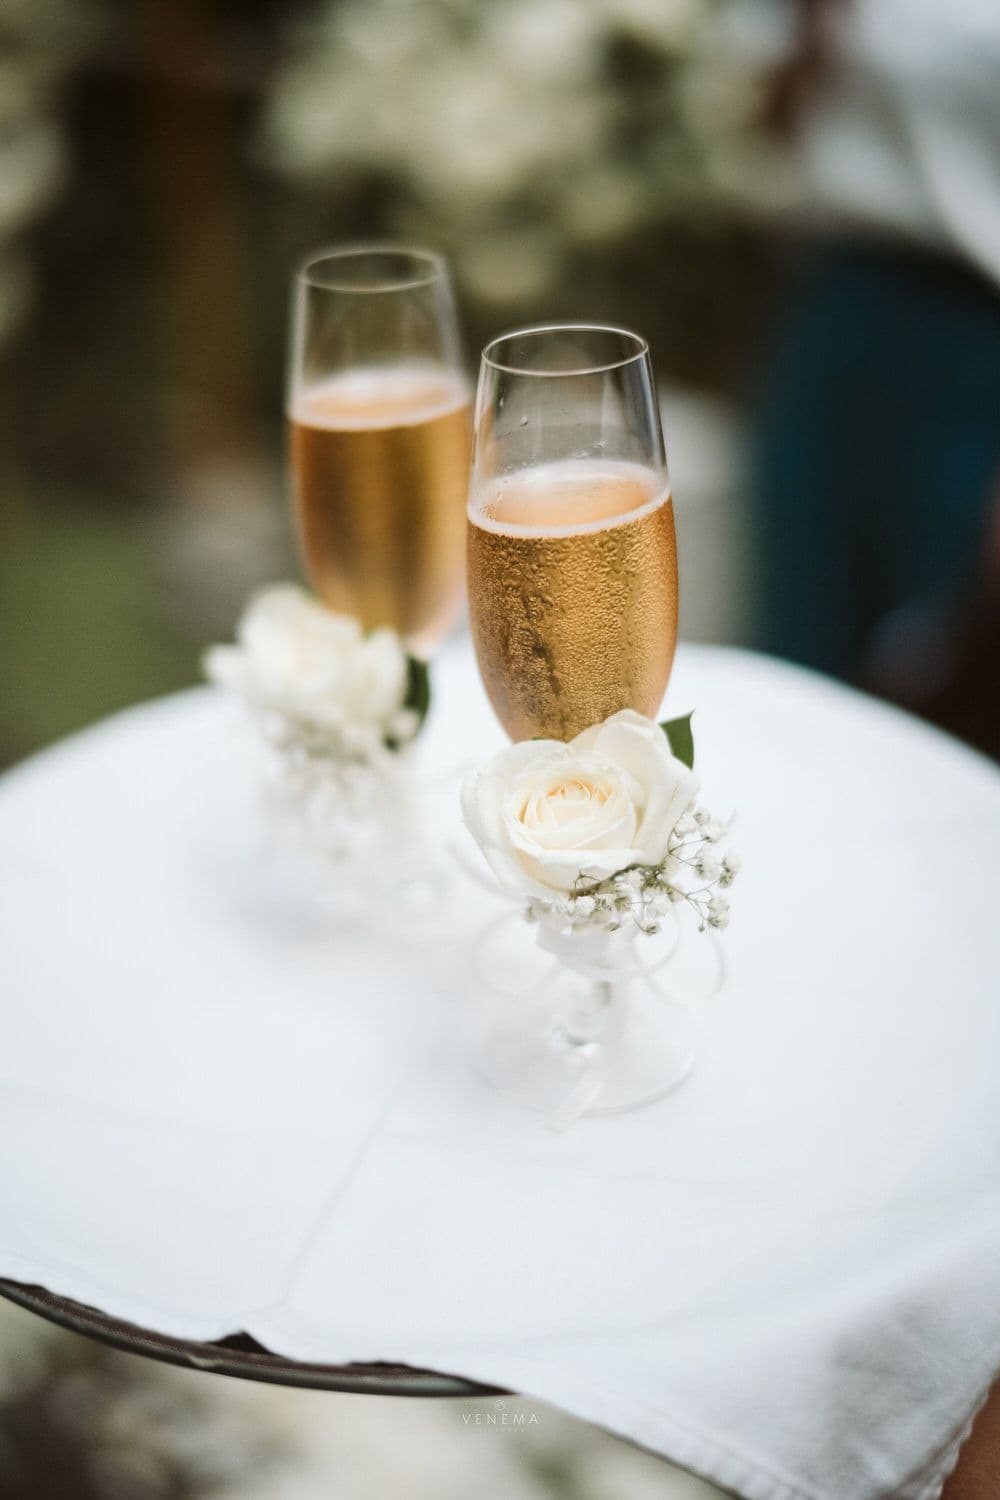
left=244, top=700, right=415, bottom=863
left=258, top=702, right=418, bottom=773
left=265, top=733, right=410, bottom=860
left=524, top=806, right=739, bottom=936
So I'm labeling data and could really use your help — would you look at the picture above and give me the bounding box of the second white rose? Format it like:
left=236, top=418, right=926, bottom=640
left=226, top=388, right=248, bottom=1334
left=204, top=583, right=413, bottom=747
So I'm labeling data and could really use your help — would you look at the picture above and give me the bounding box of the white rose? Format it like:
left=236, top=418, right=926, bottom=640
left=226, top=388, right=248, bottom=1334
left=204, top=584, right=409, bottom=740
left=462, top=709, right=698, bottom=898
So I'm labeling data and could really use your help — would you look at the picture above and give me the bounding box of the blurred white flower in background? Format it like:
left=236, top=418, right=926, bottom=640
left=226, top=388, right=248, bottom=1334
left=260, top=0, right=783, bottom=311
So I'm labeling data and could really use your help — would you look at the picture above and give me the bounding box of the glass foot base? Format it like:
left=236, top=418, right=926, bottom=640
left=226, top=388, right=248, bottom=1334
left=471, top=974, right=696, bottom=1125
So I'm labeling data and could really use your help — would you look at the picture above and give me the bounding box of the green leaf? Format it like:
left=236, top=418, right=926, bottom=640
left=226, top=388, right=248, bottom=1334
left=659, top=711, right=694, bottom=768
left=404, top=654, right=431, bottom=729
left=384, top=654, right=431, bottom=751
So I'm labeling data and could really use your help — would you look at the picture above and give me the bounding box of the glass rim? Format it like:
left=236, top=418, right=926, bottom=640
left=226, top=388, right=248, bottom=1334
left=296, top=243, right=449, bottom=294
left=480, top=322, right=650, bottom=378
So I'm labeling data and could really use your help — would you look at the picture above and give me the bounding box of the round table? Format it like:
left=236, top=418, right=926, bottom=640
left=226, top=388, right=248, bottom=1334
left=1, top=643, right=997, bottom=1500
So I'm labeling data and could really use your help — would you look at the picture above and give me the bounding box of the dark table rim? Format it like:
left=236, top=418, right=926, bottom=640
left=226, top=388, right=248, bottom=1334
left=0, top=1278, right=505, bottom=1398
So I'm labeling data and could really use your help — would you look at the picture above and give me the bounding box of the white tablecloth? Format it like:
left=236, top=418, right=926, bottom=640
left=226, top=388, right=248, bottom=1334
left=1, top=643, right=998, bottom=1500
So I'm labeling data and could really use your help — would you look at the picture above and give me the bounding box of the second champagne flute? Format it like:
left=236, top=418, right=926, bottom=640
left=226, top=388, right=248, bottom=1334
left=467, top=323, right=678, bottom=742
left=288, top=245, right=471, bottom=658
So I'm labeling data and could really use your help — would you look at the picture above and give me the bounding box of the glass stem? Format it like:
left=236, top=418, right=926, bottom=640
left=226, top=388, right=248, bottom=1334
left=564, top=977, right=618, bottom=1049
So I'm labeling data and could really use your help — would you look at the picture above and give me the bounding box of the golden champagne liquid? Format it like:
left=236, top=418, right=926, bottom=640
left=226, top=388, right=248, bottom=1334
left=289, top=365, right=472, bottom=653
left=468, top=461, right=678, bottom=741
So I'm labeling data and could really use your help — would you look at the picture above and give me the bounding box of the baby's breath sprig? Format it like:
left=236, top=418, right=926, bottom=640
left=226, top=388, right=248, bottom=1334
left=523, top=804, right=739, bottom=938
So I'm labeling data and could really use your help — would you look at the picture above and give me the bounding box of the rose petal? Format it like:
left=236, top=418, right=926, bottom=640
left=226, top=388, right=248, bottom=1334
left=520, top=843, right=642, bottom=892
left=504, top=786, right=637, bottom=854
left=582, top=712, right=698, bottom=865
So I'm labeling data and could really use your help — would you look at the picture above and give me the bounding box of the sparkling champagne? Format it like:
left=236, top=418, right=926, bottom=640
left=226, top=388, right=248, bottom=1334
left=468, top=460, right=677, bottom=741
left=290, top=364, right=472, bottom=653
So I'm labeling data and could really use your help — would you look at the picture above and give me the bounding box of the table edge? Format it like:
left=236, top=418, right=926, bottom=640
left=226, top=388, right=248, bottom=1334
left=0, top=1279, right=505, bottom=1398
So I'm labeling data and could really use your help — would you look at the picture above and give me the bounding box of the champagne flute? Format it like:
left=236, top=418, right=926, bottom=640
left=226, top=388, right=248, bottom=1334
left=466, top=324, right=691, bottom=1122
left=288, top=245, right=471, bottom=658
left=467, top=323, right=677, bottom=741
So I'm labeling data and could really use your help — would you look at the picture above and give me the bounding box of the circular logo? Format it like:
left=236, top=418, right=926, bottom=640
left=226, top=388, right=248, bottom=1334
left=494, top=1398, right=506, bottom=1411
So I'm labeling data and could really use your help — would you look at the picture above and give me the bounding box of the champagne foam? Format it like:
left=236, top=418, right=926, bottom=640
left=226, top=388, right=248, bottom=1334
left=292, top=364, right=470, bottom=431
left=470, top=459, right=670, bottom=539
